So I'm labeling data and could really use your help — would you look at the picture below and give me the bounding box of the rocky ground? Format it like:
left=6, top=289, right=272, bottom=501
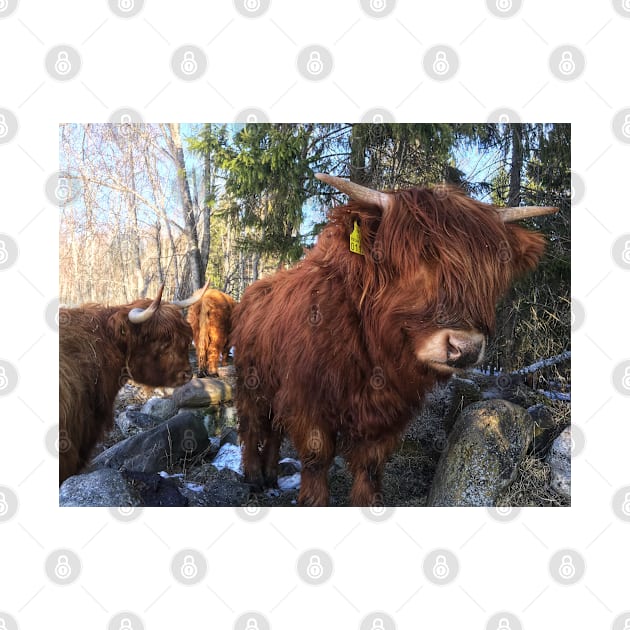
left=59, top=356, right=571, bottom=508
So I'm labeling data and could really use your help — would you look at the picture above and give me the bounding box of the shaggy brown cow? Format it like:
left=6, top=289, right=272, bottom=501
left=59, top=285, right=206, bottom=484
left=187, top=288, right=236, bottom=376
left=231, top=174, right=557, bottom=506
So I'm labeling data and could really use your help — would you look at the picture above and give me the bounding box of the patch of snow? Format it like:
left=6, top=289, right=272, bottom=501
left=265, top=488, right=281, bottom=498
left=278, top=473, right=301, bottom=491
left=537, top=390, right=571, bottom=401
left=185, top=482, right=204, bottom=493
left=208, top=436, right=221, bottom=449
left=212, top=443, right=243, bottom=474
left=158, top=471, right=183, bottom=479
left=279, top=457, right=302, bottom=470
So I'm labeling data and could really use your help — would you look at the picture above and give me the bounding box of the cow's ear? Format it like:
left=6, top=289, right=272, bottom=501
left=507, top=225, right=546, bottom=277
left=107, top=311, right=130, bottom=344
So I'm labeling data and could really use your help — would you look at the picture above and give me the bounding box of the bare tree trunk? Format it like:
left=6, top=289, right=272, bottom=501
left=199, top=152, right=213, bottom=273
left=166, top=123, right=204, bottom=291
left=508, top=124, right=523, bottom=207
left=127, top=148, right=145, bottom=297
left=349, top=124, right=368, bottom=184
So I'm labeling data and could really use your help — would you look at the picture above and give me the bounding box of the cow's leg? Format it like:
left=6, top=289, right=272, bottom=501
left=346, top=435, right=399, bottom=506
left=205, top=338, right=220, bottom=376
left=196, top=329, right=210, bottom=377
left=294, top=425, right=336, bottom=507
left=261, top=428, right=282, bottom=488
left=239, top=412, right=266, bottom=491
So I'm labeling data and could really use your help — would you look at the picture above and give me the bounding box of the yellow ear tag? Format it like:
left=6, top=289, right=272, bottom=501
left=349, top=220, right=364, bottom=255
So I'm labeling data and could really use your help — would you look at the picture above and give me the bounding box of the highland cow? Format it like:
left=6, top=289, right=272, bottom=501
left=187, top=288, right=236, bottom=377
left=231, top=174, right=557, bottom=506
left=59, top=284, right=207, bottom=484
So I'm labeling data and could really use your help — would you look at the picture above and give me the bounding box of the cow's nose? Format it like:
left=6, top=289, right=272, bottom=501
left=446, top=332, right=485, bottom=368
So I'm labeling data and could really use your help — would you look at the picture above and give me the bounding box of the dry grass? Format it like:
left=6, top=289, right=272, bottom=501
left=496, top=455, right=569, bottom=507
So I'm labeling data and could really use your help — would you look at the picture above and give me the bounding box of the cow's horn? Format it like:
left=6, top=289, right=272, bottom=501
left=316, top=173, right=391, bottom=212
left=498, top=205, right=559, bottom=222
left=171, top=278, right=211, bottom=309
left=128, top=284, right=164, bottom=324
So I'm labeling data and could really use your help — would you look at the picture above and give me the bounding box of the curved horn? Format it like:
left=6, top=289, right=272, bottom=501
left=128, top=284, right=164, bottom=324
left=498, top=205, right=559, bottom=222
left=315, top=173, right=391, bottom=213
left=171, top=278, right=211, bottom=309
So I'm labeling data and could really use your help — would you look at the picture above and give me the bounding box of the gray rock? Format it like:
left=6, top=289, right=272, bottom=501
left=220, top=427, right=239, bottom=447
left=90, top=411, right=213, bottom=474
left=172, top=377, right=233, bottom=407
left=59, top=468, right=142, bottom=507
left=546, top=425, right=571, bottom=500
left=115, top=410, right=161, bottom=436
left=141, top=397, right=178, bottom=421
left=428, top=399, right=533, bottom=506
left=121, top=471, right=188, bottom=507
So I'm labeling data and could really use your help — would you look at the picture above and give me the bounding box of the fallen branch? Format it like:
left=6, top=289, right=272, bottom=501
left=513, top=351, right=571, bottom=376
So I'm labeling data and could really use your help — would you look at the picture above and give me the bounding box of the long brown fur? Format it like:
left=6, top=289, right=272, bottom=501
left=187, top=288, right=236, bottom=376
left=231, top=185, right=546, bottom=506
left=59, top=298, right=194, bottom=484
